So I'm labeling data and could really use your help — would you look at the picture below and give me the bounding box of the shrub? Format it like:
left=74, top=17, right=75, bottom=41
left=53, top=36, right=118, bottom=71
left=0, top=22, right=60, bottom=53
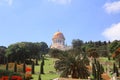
left=0, top=69, right=22, bottom=78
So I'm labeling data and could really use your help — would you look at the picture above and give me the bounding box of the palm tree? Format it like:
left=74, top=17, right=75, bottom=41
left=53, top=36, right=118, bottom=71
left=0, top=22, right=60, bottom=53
left=54, top=50, right=89, bottom=79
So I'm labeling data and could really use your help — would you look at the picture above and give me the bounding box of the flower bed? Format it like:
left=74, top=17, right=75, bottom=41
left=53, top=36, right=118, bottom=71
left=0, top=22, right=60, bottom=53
left=0, top=69, right=22, bottom=78
left=0, top=76, right=22, bottom=80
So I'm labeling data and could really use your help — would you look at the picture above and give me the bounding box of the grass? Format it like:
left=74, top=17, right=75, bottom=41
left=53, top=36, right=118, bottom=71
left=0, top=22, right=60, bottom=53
left=1, top=57, right=115, bottom=79
left=32, top=57, right=59, bottom=80
left=0, top=57, right=59, bottom=80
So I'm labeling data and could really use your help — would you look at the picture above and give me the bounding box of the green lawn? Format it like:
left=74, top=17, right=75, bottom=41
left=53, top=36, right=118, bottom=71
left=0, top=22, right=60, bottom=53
left=0, top=57, right=59, bottom=80
left=32, top=57, right=59, bottom=80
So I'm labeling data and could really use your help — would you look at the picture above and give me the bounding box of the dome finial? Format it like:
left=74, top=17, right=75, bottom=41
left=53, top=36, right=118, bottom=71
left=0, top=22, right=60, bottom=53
left=58, top=29, right=60, bottom=32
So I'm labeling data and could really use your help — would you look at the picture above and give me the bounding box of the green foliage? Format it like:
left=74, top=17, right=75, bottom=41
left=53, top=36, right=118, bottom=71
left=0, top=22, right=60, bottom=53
left=87, top=48, right=99, bottom=58
left=38, top=74, right=41, bottom=80
left=112, top=62, right=119, bottom=76
left=33, top=57, right=58, bottom=80
left=6, top=62, right=9, bottom=70
left=72, top=39, right=83, bottom=48
left=23, top=75, right=26, bottom=80
left=49, top=49, right=63, bottom=58
left=14, top=62, right=17, bottom=72
left=6, top=42, right=48, bottom=64
left=92, top=59, right=104, bottom=80
left=0, top=46, right=7, bottom=64
left=23, top=62, right=26, bottom=73
left=80, top=40, right=109, bottom=57
left=40, top=58, right=44, bottom=74
left=109, top=40, right=120, bottom=54
left=38, top=42, right=49, bottom=55
left=92, top=63, right=96, bottom=79
left=54, top=50, right=89, bottom=79
left=119, top=60, right=120, bottom=68
left=0, top=69, right=22, bottom=77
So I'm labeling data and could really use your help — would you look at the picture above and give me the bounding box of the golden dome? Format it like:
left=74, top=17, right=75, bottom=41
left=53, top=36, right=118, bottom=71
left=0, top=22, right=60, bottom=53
left=52, top=31, right=65, bottom=40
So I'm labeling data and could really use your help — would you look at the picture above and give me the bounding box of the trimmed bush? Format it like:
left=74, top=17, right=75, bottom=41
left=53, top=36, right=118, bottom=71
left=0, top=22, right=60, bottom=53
left=0, top=69, right=22, bottom=78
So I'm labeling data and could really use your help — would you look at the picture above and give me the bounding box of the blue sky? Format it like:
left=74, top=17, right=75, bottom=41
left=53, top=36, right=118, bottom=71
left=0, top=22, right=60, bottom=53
left=0, top=0, right=120, bottom=47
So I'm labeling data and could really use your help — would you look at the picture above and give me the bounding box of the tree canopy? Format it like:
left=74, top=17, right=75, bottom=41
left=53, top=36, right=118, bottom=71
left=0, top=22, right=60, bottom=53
left=6, top=42, right=48, bottom=64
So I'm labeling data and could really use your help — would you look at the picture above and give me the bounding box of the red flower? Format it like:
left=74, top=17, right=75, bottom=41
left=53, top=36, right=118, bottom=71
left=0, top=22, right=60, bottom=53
left=26, top=67, right=31, bottom=72
left=11, top=76, right=22, bottom=80
left=1, top=76, right=9, bottom=80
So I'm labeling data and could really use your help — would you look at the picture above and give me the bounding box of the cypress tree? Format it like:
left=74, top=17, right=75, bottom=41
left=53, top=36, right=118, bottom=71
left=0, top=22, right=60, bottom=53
left=94, top=58, right=96, bottom=64
left=96, top=61, right=100, bottom=72
left=116, top=67, right=119, bottom=77
left=42, top=57, right=44, bottom=65
left=36, top=59, right=39, bottom=65
left=108, top=56, right=110, bottom=60
left=14, top=62, right=17, bottom=72
left=23, top=75, right=26, bottom=80
left=32, top=62, right=35, bottom=74
left=113, top=63, right=116, bottom=73
left=23, top=62, right=26, bottom=73
left=6, top=62, right=8, bottom=70
left=92, top=63, right=96, bottom=79
left=100, top=64, right=104, bottom=74
left=40, top=60, right=44, bottom=74
left=119, top=60, right=120, bottom=68
left=38, top=74, right=41, bottom=80
left=96, top=71, right=100, bottom=80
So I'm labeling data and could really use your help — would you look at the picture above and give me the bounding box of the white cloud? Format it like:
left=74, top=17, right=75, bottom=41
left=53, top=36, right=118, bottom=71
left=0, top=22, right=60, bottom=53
left=0, top=0, right=13, bottom=6
left=102, top=22, right=120, bottom=41
left=48, top=0, right=72, bottom=5
left=103, top=1, right=120, bottom=14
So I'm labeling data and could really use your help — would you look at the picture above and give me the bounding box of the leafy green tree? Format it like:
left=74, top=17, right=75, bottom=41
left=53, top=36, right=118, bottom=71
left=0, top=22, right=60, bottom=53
left=49, top=49, right=63, bottom=58
left=0, top=46, right=7, bottom=64
left=34, top=42, right=48, bottom=56
left=109, top=40, right=120, bottom=54
left=6, top=42, right=47, bottom=64
left=34, top=42, right=48, bottom=64
left=72, top=39, right=83, bottom=48
left=6, top=43, right=28, bottom=63
left=87, top=48, right=99, bottom=58
left=39, top=42, right=49, bottom=55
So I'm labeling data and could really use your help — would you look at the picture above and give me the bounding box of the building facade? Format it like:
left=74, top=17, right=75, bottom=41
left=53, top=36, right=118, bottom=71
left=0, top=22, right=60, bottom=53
left=50, top=31, right=72, bottom=50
